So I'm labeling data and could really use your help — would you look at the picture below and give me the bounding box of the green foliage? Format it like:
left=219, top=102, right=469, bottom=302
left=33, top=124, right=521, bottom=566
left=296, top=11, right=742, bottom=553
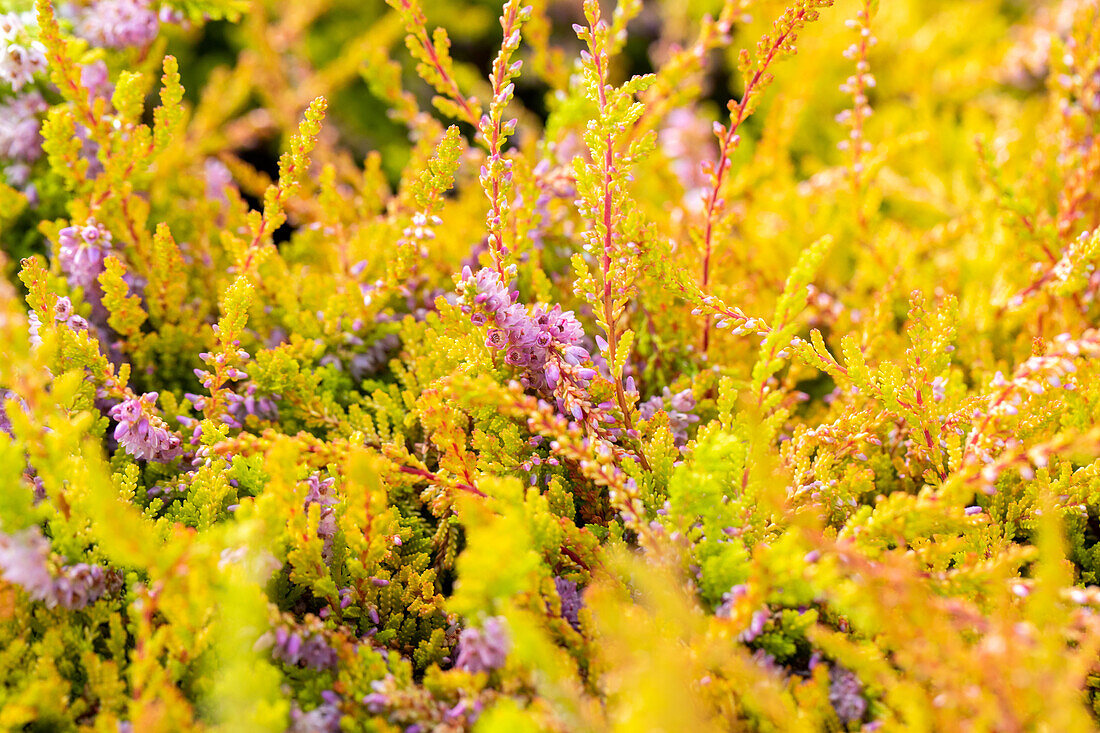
left=3, top=0, right=1100, bottom=731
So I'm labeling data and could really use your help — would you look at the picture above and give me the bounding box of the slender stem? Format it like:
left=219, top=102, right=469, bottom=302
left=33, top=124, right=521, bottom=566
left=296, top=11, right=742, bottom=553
left=592, top=48, right=650, bottom=471
left=700, top=9, right=809, bottom=357
left=484, top=2, right=523, bottom=280
left=398, top=464, right=486, bottom=497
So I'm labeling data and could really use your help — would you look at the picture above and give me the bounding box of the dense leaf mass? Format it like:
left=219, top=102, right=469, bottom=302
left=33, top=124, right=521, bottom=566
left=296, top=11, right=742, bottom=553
left=2, top=0, right=1100, bottom=730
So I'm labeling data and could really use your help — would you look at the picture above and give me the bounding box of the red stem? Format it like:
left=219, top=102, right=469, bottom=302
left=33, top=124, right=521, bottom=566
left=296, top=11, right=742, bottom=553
left=700, top=9, right=809, bottom=356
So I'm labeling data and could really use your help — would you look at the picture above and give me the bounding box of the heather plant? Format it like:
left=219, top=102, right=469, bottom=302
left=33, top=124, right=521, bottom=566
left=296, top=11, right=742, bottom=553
left=3, top=0, right=1100, bottom=730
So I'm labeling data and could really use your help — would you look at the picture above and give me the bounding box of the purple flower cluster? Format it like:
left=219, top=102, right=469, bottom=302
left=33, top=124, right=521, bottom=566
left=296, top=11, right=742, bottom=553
left=638, top=387, right=699, bottom=446
left=28, top=296, right=90, bottom=347
left=454, top=615, right=510, bottom=673
left=553, top=576, right=583, bottom=630
left=109, top=392, right=182, bottom=462
left=659, top=107, right=718, bottom=215
left=79, top=0, right=159, bottom=49
left=715, top=584, right=772, bottom=644
left=362, top=673, right=484, bottom=729
left=401, top=211, right=441, bottom=260
left=829, top=665, right=867, bottom=724
left=319, top=330, right=400, bottom=383
left=80, top=60, right=114, bottom=101
left=0, top=528, right=54, bottom=603
left=0, top=91, right=46, bottom=182
left=0, top=389, right=16, bottom=435
left=361, top=679, right=390, bottom=714
left=225, top=383, right=279, bottom=427
left=58, top=219, right=113, bottom=292
left=460, top=266, right=591, bottom=393
left=346, top=333, right=400, bottom=381
left=0, top=528, right=109, bottom=609
left=0, top=13, right=46, bottom=92
left=304, top=473, right=337, bottom=561
left=203, top=157, right=233, bottom=201
left=53, top=563, right=109, bottom=609
left=259, top=626, right=338, bottom=670
left=288, top=692, right=342, bottom=733
left=738, top=609, right=771, bottom=643
left=752, top=649, right=783, bottom=676
left=519, top=159, right=576, bottom=251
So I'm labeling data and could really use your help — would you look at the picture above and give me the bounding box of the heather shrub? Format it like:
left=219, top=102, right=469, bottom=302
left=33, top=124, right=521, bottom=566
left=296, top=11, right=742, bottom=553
left=3, top=0, right=1100, bottom=730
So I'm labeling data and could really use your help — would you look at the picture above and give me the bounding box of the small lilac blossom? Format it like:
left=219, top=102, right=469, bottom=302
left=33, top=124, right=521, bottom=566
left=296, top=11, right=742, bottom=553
left=751, top=649, right=783, bottom=676
left=0, top=15, right=47, bottom=91
left=0, top=388, right=26, bottom=435
left=454, top=615, right=510, bottom=673
left=553, top=576, right=583, bottom=630
left=348, top=333, right=399, bottom=380
left=459, top=266, right=591, bottom=394
left=829, top=665, right=867, bottom=724
left=204, top=157, right=234, bottom=201
left=304, top=473, right=337, bottom=561
left=0, top=91, right=47, bottom=167
left=225, top=382, right=279, bottom=424
left=401, top=212, right=441, bottom=259
left=80, top=60, right=114, bottom=101
left=522, top=159, right=576, bottom=250
left=260, top=626, right=338, bottom=670
left=931, top=375, right=947, bottom=402
left=53, top=563, right=108, bottom=609
left=28, top=296, right=89, bottom=347
left=79, top=0, right=159, bottom=49
left=361, top=678, right=389, bottom=713
left=58, top=219, right=113, bottom=292
left=288, top=696, right=342, bottom=733
left=109, top=392, right=183, bottom=462
left=0, top=527, right=110, bottom=609
left=0, top=527, right=55, bottom=604
left=738, top=608, right=771, bottom=643
left=716, top=583, right=748, bottom=618
left=639, top=387, right=700, bottom=446
left=658, top=107, right=718, bottom=215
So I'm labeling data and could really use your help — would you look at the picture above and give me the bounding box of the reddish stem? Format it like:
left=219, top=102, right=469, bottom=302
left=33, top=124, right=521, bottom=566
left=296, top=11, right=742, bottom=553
left=700, top=9, right=809, bottom=356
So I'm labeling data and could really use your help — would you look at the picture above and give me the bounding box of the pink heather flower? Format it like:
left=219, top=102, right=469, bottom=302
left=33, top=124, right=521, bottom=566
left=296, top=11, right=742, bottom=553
left=0, top=527, right=109, bottom=610
left=27, top=310, right=43, bottom=347
left=0, top=527, right=55, bottom=604
left=553, top=577, right=583, bottom=630
left=80, top=60, right=114, bottom=101
left=259, top=626, right=338, bottom=670
left=0, top=91, right=47, bottom=167
left=347, top=333, right=399, bottom=380
left=0, top=13, right=22, bottom=41
left=204, top=157, right=234, bottom=201
left=79, top=0, right=159, bottom=49
left=460, top=267, right=591, bottom=394
left=58, top=219, right=113, bottom=291
left=659, top=107, right=718, bottom=214
left=639, top=387, right=700, bottom=446
left=288, top=697, right=342, bottom=733
left=225, top=382, right=279, bottom=423
left=455, top=616, right=510, bottom=673
left=829, top=665, right=867, bottom=724
left=303, top=473, right=337, bottom=561
left=0, top=15, right=47, bottom=92
left=0, top=388, right=20, bottom=435
left=738, top=608, right=771, bottom=643
left=53, top=563, right=108, bottom=609
left=28, top=296, right=89, bottom=347
left=109, top=392, right=182, bottom=462
left=931, top=376, right=947, bottom=402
